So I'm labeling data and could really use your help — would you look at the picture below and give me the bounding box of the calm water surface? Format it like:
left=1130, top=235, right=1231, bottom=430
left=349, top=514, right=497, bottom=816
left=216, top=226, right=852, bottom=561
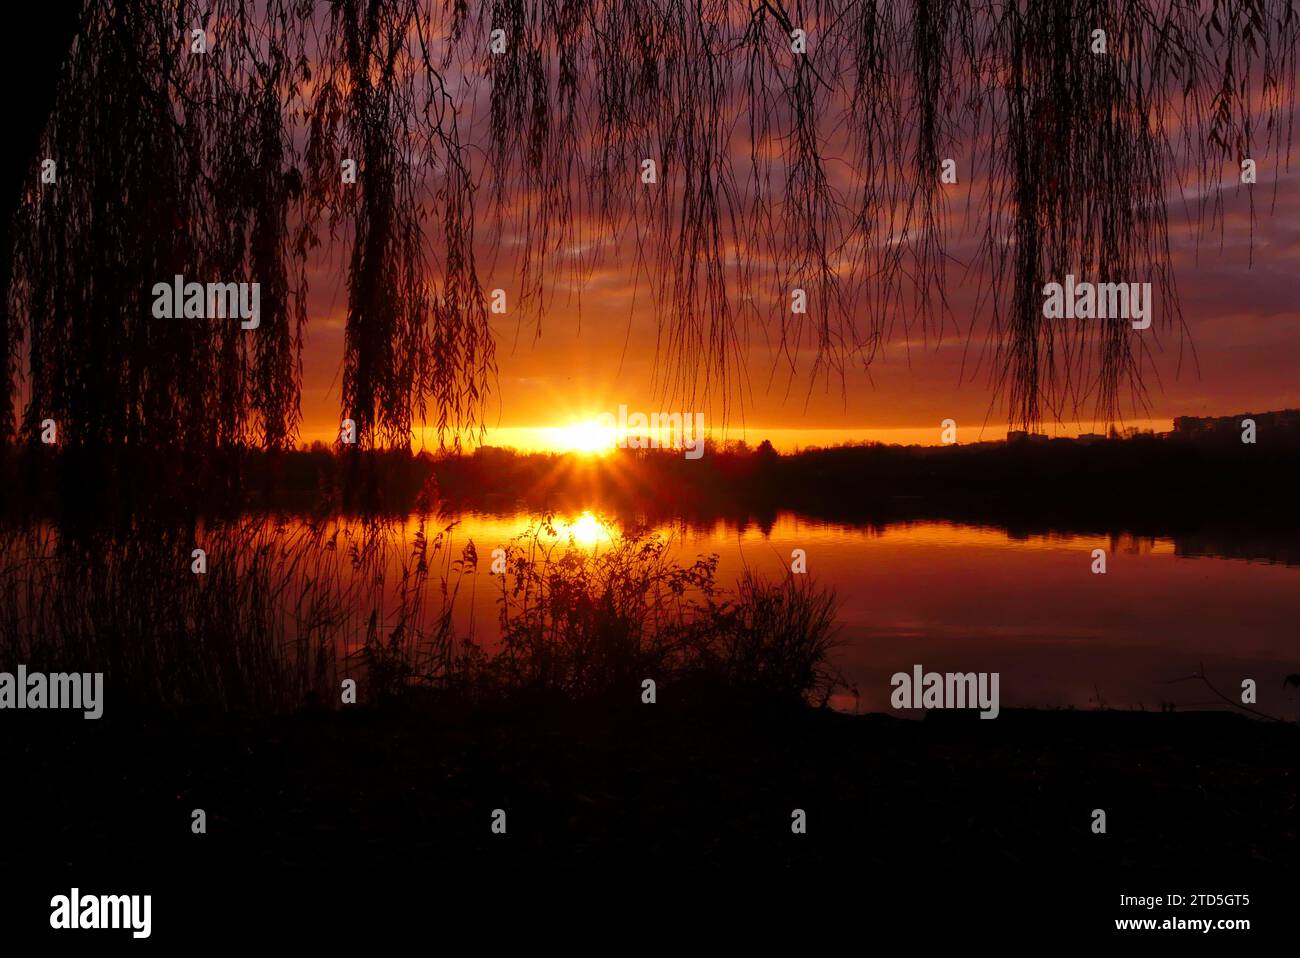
left=411, top=510, right=1300, bottom=719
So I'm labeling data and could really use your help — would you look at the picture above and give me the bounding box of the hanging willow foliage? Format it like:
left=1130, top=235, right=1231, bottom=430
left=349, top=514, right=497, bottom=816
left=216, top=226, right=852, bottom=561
left=7, top=0, right=310, bottom=450
left=3, top=0, right=1296, bottom=450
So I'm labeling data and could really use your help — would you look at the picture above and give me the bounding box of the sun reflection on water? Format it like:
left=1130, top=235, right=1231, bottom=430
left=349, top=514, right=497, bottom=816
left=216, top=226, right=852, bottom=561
left=560, top=511, right=614, bottom=547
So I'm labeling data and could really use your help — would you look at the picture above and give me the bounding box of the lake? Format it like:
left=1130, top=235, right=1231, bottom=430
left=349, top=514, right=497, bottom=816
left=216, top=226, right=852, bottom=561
left=8, top=507, right=1298, bottom=718
left=387, top=508, right=1300, bottom=719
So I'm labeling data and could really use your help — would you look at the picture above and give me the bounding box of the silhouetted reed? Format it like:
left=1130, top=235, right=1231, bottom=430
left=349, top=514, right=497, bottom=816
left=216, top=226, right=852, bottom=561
left=0, top=512, right=840, bottom=713
left=484, top=518, right=841, bottom=704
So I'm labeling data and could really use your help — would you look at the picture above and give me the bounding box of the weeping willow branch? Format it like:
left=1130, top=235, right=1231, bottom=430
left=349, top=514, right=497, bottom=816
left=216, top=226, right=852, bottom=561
left=3, top=0, right=1296, bottom=450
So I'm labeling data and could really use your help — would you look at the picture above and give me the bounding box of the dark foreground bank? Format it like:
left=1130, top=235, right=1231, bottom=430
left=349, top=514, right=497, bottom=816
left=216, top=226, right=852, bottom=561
left=2, top=693, right=1297, bottom=942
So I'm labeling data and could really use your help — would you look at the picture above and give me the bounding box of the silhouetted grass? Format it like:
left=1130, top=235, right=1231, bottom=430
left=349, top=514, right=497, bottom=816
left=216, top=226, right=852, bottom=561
left=478, top=518, right=841, bottom=705
left=0, top=513, right=841, bottom=715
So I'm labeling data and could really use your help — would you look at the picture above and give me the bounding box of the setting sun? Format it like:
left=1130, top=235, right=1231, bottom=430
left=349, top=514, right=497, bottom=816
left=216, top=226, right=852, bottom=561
left=547, top=419, right=616, bottom=456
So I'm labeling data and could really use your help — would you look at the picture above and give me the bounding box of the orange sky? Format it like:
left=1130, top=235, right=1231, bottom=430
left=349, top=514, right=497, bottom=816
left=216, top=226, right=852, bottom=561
left=296, top=163, right=1300, bottom=454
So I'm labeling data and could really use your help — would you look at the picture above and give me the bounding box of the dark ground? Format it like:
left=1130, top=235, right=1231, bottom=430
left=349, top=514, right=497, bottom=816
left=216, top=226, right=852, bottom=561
left=2, top=691, right=1296, bottom=943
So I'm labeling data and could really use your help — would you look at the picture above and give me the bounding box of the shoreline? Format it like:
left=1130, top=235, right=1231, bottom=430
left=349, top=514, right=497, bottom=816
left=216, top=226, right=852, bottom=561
left=5, top=694, right=1298, bottom=939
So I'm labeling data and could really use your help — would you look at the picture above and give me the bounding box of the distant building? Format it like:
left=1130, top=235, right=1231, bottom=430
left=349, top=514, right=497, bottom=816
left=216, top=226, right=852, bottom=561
left=1076, top=433, right=1105, bottom=444
left=1007, top=430, right=1049, bottom=444
left=1173, top=409, right=1300, bottom=442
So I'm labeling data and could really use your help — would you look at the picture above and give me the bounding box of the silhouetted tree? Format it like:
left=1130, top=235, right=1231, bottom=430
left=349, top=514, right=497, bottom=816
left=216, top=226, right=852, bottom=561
left=2, top=0, right=1295, bottom=453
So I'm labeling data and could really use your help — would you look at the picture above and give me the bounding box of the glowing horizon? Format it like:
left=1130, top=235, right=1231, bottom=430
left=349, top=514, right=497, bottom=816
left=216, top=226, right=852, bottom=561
left=293, top=419, right=1178, bottom=454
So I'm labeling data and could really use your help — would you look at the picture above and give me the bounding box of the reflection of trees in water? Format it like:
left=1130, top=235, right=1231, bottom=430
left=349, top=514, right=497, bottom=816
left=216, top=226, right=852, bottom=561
left=1174, top=529, right=1300, bottom=568
left=1106, top=532, right=1159, bottom=556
